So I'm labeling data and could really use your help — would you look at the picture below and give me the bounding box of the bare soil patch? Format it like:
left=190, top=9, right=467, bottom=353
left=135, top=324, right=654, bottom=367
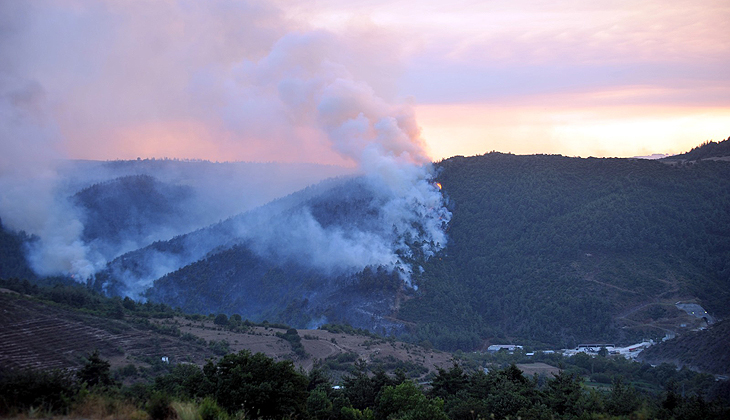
left=516, top=362, right=561, bottom=378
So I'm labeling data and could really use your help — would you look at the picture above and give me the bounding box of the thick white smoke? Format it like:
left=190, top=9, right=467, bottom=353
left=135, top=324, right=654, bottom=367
left=0, top=74, right=106, bottom=278
left=0, top=1, right=451, bottom=289
left=220, top=30, right=452, bottom=286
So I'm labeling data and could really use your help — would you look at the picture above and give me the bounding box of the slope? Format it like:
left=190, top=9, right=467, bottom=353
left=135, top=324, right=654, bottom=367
left=666, top=136, right=730, bottom=161
left=0, top=284, right=451, bottom=380
left=0, top=219, right=36, bottom=281
left=398, top=153, right=730, bottom=349
left=122, top=152, right=730, bottom=351
left=639, top=320, right=730, bottom=376
left=142, top=176, right=420, bottom=334
left=73, top=174, right=194, bottom=246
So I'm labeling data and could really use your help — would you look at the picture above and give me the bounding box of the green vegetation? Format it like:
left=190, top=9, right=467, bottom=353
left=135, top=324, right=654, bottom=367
left=1, top=274, right=729, bottom=419
left=137, top=148, right=730, bottom=353
left=640, top=320, right=730, bottom=375
left=0, top=218, right=37, bottom=281
left=400, top=153, right=730, bottom=349
left=668, top=136, right=730, bottom=160
left=72, top=174, right=193, bottom=244
left=0, top=277, right=286, bottom=335
left=0, top=277, right=181, bottom=321
left=276, top=327, right=308, bottom=358
left=2, top=350, right=728, bottom=419
left=77, top=142, right=728, bottom=354
left=453, top=348, right=727, bottom=401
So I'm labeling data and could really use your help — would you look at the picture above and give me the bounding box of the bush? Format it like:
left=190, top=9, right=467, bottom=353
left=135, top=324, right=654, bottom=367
left=590, top=372, right=613, bottom=384
left=0, top=368, right=79, bottom=415
left=199, top=397, right=227, bottom=420
left=214, top=314, right=228, bottom=326
left=154, top=364, right=211, bottom=400
left=276, top=328, right=307, bottom=358
left=172, top=401, right=200, bottom=420
left=208, top=340, right=230, bottom=356
left=204, top=350, right=309, bottom=418
left=73, top=393, right=141, bottom=420
left=77, top=350, right=115, bottom=388
left=146, top=392, right=175, bottom=420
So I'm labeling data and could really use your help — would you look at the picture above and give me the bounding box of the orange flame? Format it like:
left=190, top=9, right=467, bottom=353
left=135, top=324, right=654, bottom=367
left=435, top=182, right=442, bottom=190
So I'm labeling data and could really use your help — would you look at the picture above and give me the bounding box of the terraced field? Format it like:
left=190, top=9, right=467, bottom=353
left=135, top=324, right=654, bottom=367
left=0, top=289, right=453, bottom=379
left=0, top=290, right=214, bottom=372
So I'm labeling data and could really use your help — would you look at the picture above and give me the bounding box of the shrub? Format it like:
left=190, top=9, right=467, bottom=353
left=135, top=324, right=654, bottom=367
left=198, top=397, right=227, bottom=420
left=146, top=392, right=175, bottom=420
left=214, top=314, right=228, bottom=326
left=77, top=350, right=115, bottom=388
left=0, top=368, right=79, bottom=415
left=73, top=393, right=140, bottom=419
left=204, top=350, right=308, bottom=418
left=172, top=401, right=200, bottom=420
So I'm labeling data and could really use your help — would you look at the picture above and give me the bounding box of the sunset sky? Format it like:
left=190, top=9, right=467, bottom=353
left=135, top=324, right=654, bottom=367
left=2, top=0, right=729, bottom=167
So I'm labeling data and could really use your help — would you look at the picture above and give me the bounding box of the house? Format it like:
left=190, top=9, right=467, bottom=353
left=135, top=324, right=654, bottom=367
left=575, top=344, right=615, bottom=353
left=487, top=344, right=523, bottom=353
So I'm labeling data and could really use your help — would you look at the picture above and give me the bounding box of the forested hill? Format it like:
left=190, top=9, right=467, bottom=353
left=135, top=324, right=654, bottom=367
left=0, top=219, right=36, bottom=281
left=398, top=153, right=730, bottom=349
left=5, top=150, right=730, bottom=353
left=73, top=174, right=194, bottom=245
left=666, top=136, right=730, bottom=161
left=639, top=320, right=730, bottom=375
left=142, top=151, right=730, bottom=351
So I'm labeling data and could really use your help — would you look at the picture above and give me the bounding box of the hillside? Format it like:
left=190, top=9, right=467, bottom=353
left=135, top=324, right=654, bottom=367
left=73, top=174, right=194, bottom=246
left=665, top=136, right=730, bottom=161
left=141, top=177, right=415, bottom=333
left=0, top=284, right=450, bottom=381
left=639, top=320, right=730, bottom=376
left=0, top=220, right=36, bottom=280
left=103, top=151, right=730, bottom=351
left=4, top=149, right=730, bottom=353
left=400, top=153, right=730, bottom=349
left=3, top=282, right=728, bottom=420
left=146, top=245, right=406, bottom=334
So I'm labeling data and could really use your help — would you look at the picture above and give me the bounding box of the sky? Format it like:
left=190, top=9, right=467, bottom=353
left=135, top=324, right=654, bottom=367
left=2, top=0, right=729, bottom=167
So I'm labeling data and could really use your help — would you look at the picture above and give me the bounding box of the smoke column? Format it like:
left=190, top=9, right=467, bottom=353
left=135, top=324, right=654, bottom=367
left=0, top=1, right=451, bottom=287
left=0, top=72, right=106, bottom=278
left=218, top=30, right=452, bottom=286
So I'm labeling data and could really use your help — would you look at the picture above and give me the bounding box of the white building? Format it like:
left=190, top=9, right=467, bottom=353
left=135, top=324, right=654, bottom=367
left=487, top=344, right=523, bottom=353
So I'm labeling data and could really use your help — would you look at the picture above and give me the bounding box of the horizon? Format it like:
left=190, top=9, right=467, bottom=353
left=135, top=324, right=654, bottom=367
left=1, top=1, right=728, bottom=169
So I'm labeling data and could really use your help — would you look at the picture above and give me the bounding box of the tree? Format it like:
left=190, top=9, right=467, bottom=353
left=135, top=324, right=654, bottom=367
left=546, top=370, right=584, bottom=416
left=77, top=350, right=114, bottom=388
left=430, top=364, right=468, bottom=399
left=605, top=377, right=641, bottom=416
left=375, top=381, right=448, bottom=420
left=307, top=389, right=333, bottom=420
left=154, top=364, right=211, bottom=400
left=214, top=313, right=228, bottom=326
left=204, top=350, right=308, bottom=418
left=343, top=360, right=376, bottom=410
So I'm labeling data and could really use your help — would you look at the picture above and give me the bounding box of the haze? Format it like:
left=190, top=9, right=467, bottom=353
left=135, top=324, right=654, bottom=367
left=2, top=0, right=727, bottom=169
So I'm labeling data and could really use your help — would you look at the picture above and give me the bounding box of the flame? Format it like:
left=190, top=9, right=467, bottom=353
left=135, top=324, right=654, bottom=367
left=435, top=182, right=442, bottom=190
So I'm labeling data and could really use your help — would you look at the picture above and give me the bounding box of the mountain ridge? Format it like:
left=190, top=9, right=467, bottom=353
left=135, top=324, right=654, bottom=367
left=3, top=143, right=730, bottom=354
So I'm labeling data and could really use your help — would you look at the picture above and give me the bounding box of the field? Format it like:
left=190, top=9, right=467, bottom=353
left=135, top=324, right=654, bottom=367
left=0, top=289, right=453, bottom=381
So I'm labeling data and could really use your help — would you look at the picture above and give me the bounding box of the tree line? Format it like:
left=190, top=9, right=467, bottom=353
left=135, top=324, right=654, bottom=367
left=2, top=349, right=729, bottom=419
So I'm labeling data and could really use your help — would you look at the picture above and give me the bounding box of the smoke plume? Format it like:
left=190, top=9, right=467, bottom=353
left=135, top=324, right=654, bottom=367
left=223, top=30, right=451, bottom=284
left=0, top=0, right=451, bottom=291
